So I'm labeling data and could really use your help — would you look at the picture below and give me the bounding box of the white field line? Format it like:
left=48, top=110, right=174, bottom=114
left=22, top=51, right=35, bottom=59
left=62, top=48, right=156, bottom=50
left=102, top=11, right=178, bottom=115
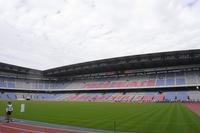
left=0, top=125, right=45, bottom=133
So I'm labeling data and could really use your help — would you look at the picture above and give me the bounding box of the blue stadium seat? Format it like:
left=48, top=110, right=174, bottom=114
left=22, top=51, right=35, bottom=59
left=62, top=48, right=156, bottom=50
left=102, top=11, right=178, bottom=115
left=0, top=78, right=7, bottom=88
left=165, top=92, right=176, bottom=101
left=176, top=78, right=186, bottom=85
left=156, top=79, right=165, bottom=86
left=7, top=78, right=15, bottom=88
left=166, top=79, right=175, bottom=86
left=177, top=92, right=188, bottom=101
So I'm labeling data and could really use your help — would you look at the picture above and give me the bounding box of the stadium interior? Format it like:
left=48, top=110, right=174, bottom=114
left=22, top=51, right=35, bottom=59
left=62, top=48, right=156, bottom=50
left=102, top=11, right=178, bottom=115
left=1, top=49, right=200, bottom=102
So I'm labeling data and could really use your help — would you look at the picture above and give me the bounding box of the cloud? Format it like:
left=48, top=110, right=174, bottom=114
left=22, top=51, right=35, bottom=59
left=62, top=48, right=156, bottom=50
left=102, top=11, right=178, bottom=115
left=0, top=0, right=200, bottom=70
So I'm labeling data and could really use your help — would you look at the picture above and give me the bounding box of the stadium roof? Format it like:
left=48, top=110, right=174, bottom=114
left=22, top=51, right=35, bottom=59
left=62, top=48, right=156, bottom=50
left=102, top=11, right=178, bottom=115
left=0, top=0, right=200, bottom=70
left=1, top=49, right=200, bottom=77
left=43, top=49, right=200, bottom=77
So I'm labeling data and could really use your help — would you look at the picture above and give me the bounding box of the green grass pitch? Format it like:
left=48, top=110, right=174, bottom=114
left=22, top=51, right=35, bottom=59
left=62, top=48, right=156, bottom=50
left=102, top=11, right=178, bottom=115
left=0, top=100, right=200, bottom=133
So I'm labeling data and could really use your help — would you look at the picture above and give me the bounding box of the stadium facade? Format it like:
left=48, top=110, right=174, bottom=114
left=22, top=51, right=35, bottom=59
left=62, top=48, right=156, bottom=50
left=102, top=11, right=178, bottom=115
left=0, top=49, right=200, bottom=102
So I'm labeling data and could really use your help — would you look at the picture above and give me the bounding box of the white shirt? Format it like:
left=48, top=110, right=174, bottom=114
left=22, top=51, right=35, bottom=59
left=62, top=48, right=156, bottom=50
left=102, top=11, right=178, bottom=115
left=6, top=104, right=13, bottom=112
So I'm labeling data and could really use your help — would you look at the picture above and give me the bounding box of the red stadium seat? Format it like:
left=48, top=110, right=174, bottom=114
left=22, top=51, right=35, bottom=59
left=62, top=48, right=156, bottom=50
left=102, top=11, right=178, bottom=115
left=147, top=80, right=156, bottom=86
left=127, top=81, right=137, bottom=87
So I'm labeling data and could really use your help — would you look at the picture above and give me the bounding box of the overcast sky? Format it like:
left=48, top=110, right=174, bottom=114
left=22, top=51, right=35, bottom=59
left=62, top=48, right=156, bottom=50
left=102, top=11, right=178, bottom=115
left=0, top=0, right=200, bottom=70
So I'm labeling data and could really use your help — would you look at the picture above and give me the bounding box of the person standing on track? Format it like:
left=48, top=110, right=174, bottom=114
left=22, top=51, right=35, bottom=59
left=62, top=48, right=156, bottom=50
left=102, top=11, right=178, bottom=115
left=5, top=101, right=13, bottom=123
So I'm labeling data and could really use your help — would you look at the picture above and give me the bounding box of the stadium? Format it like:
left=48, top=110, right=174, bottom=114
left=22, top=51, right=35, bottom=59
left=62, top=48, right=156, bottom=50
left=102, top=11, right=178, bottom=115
left=0, top=49, right=200, bottom=133
left=1, top=0, right=200, bottom=133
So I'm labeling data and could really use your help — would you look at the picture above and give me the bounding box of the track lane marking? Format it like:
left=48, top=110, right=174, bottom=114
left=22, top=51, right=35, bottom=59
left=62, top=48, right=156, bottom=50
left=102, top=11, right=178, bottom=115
left=0, top=124, right=46, bottom=133
left=12, top=122, right=91, bottom=133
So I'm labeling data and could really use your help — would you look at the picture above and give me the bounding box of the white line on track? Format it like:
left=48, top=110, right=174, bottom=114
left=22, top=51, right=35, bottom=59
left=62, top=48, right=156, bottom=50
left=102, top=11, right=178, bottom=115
left=0, top=125, right=46, bottom=133
left=13, top=122, right=92, bottom=133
